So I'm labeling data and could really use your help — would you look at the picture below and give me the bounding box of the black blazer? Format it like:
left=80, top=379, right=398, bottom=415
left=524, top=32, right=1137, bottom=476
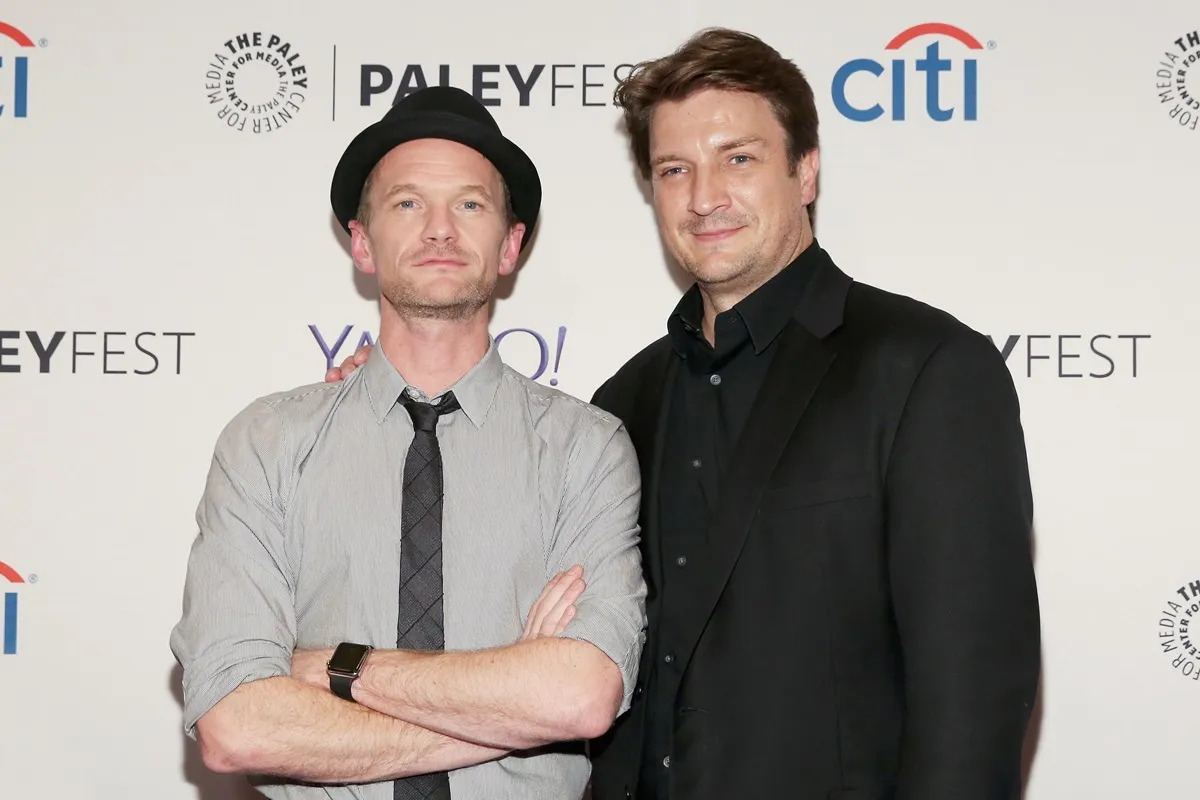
left=588, top=251, right=1041, bottom=800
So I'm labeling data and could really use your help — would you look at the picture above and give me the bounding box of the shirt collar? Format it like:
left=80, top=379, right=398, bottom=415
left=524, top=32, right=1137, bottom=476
left=667, top=239, right=823, bottom=358
left=363, top=336, right=503, bottom=428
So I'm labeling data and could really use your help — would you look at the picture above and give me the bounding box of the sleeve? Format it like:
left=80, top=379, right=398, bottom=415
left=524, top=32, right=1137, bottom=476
left=885, top=330, right=1042, bottom=800
left=549, top=411, right=648, bottom=716
left=168, top=400, right=298, bottom=738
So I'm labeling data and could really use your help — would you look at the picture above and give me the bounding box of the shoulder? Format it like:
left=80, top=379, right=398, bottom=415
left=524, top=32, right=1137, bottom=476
left=500, top=366, right=637, bottom=470
left=210, top=379, right=347, bottom=482
left=841, top=280, right=1004, bottom=372
left=591, top=335, right=672, bottom=411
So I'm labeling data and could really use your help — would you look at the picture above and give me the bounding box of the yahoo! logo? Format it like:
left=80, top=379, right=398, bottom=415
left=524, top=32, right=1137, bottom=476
left=309, top=324, right=570, bottom=386
left=832, top=22, right=991, bottom=122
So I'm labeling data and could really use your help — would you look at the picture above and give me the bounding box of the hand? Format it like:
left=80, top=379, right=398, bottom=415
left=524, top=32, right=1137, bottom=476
left=521, top=565, right=586, bottom=641
left=324, top=344, right=374, bottom=383
left=292, top=648, right=337, bottom=692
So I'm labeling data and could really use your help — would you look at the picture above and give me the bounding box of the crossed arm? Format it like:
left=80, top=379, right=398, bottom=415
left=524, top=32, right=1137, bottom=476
left=196, top=570, right=595, bottom=781
left=171, top=395, right=645, bottom=784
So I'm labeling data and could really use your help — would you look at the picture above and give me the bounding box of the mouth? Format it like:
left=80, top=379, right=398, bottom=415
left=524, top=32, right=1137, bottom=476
left=692, top=226, right=744, bottom=242
left=415, top=258, right=467, bottom=268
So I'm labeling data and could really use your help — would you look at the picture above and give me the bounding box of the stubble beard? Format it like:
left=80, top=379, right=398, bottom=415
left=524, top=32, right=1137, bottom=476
left=381, top=272, right=495, bottom=322
left=381, top=245, right=498, bottom=322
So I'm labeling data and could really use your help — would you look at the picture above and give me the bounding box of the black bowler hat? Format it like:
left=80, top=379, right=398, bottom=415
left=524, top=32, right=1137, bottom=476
left=330, top=86, right=541, bottom=250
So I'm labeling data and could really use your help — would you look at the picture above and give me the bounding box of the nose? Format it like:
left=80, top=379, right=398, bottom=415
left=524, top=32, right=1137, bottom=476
left=421, top=203, right=458, bottom=245
left=687, top=164, right=731, bottom=217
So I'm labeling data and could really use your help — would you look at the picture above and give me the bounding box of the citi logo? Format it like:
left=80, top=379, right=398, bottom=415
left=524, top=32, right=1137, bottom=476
left=0, top=560, right=32, bottom=655
left=832, top=22, right=992, bottom=122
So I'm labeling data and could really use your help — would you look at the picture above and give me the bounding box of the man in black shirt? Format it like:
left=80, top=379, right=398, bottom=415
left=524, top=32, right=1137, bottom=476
left=327, top=27, right=1041, bottom=800
left=584, top=28, right=1039, bottom=800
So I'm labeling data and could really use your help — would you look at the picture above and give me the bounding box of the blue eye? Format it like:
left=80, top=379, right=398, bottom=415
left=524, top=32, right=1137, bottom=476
left=397, top=200, right=415, bottom=209
left=464, top=201, right=480, bottom=210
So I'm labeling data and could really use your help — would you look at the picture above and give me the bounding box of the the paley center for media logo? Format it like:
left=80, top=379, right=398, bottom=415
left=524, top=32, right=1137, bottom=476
left=1154, top=28, right=1199, bottom=132
left=1, top=560, right=34, bottom=655
left=204, top=30, right=309, bottom=133
left=1157, top=578, right=1200, bottom=682
left=832, top=22, right=994, bottom=122
left=0, top=20, right=48, bottom=120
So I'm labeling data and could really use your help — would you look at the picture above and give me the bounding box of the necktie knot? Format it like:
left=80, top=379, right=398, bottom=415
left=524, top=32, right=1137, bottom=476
left=401, top=391, right=460, bottom=432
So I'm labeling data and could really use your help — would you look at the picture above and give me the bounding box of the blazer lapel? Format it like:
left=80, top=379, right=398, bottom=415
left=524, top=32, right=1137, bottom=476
left=674, top=321, right=836, bottom=671
left=629, top=345, right=677, bottom=595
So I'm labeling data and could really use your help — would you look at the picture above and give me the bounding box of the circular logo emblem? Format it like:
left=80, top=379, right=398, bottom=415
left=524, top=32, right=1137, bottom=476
left=205, top=32, right=308, bottom=133
left=1157, top=579, right=1200, bottom=682
left=1155, top=30, right=1200, bottom=132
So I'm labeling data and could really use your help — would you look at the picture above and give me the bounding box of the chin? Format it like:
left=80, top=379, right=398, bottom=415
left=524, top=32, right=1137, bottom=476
left=682, top=257, right=748, bottom=286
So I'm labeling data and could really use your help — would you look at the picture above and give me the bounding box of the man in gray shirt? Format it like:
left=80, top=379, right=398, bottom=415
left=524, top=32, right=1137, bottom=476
left=170, top=86, right=648, bottom=800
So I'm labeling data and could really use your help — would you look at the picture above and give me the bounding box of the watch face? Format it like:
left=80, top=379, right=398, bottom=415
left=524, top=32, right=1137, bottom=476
left=327, top=643, right=371, bottom=674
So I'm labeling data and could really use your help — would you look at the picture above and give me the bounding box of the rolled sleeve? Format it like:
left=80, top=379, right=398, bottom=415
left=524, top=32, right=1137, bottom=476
left=550, top=413, right=648, bottom=715
left=169, top=400, right=298, bottom=737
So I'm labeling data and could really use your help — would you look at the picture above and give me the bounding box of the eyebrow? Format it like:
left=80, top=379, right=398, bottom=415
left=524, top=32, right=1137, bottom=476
left=381, top=183, right=495, bottom=201
left=650, top=136, right=768, bottom=168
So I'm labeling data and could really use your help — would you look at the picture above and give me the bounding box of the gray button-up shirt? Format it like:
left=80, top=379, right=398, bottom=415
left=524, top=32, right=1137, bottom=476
left=170, top=340, right=648, bottom=799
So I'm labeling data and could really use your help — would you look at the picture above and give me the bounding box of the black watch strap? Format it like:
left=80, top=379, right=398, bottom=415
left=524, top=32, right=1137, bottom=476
left=330, top=671, right=356, bottom=702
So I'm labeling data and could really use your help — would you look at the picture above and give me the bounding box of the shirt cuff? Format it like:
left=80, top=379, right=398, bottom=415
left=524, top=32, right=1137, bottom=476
left=180, top=648, right=292, bottom=738
left=559, top=597, right=646, bottom=715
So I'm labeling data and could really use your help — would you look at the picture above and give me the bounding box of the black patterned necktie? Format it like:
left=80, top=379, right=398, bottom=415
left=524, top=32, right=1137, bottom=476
left=395, top=390, right=459, bottom=800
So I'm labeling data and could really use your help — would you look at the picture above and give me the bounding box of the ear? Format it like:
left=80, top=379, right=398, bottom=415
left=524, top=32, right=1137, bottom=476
left=349, top=220, right=377, bottom=275
left=497, top=222, right=526, bottom=277
left=798, top=148, right=820, bottom=207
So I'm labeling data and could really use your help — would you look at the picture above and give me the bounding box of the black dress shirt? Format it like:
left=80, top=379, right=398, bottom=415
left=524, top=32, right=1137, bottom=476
left=639, top=241, right=822, bottom=797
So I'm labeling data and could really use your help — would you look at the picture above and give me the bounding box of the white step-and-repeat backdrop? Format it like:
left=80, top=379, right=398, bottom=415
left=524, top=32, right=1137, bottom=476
left=1, top=0, right=1196, bottom=796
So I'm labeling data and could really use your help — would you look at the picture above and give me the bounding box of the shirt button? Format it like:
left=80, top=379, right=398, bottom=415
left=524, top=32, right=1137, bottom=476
left=664, top=652, right=674, bottom=664
left=663, top=756, right=671, bottom=768
left=676, top=555, right=687, bottom=566
left=709, top=373, right=721, bottom=386
left=691, top=458, right=702, bottom=469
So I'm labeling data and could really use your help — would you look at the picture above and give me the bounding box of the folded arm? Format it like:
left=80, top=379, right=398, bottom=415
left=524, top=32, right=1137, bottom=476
left=886, top=332, right=1041, bottom=800
left=197, top=676, right=506, bottom=780
left=350, top=637, right=622, bottom=750
left=321, top=410, right=648, bottom=750
left=170, top=401, right=504, bottom=781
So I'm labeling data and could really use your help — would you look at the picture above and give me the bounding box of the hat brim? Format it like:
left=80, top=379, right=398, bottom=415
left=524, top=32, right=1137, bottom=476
left=330, top=110, right=541, bottom=251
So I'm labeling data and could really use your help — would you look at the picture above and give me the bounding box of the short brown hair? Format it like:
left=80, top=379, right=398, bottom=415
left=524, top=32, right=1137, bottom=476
left=614, top=28, right=819, bottom=180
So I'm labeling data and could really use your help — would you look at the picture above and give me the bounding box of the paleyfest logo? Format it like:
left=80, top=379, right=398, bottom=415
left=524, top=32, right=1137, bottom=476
left=310, top=324, right=568, bottom=386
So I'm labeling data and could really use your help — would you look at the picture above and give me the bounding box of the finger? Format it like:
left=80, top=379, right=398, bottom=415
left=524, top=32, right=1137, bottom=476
left=325, top=369, right=339, bottom=383
left=539, top=578, right=586, bottom=637
left=355, top=346, right=371, bottom=364
left=524, top=571, right=565, bottom=639
left=529, top=572, right=573, bottom=633
left=554, top=604, right=577, bottom=635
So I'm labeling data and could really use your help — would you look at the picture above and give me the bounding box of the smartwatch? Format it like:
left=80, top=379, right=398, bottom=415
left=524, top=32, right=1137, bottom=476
left=327, top=642, right=373, bottom=702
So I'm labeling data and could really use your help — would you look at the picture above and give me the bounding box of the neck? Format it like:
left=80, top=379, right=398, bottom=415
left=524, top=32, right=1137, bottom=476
left=698, top=220, right=813, bottom=345
left=377, top=302, right=490, bottom=398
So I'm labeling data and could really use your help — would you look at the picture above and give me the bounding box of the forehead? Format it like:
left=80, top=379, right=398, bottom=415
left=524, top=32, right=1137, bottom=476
left=371, top=139, right=503, bottom=189
left=649, top=89, right=783, bottom=150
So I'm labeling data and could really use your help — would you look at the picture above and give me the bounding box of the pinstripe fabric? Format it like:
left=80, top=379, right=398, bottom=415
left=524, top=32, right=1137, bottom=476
left=170, top=339, right=648, bottom=800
